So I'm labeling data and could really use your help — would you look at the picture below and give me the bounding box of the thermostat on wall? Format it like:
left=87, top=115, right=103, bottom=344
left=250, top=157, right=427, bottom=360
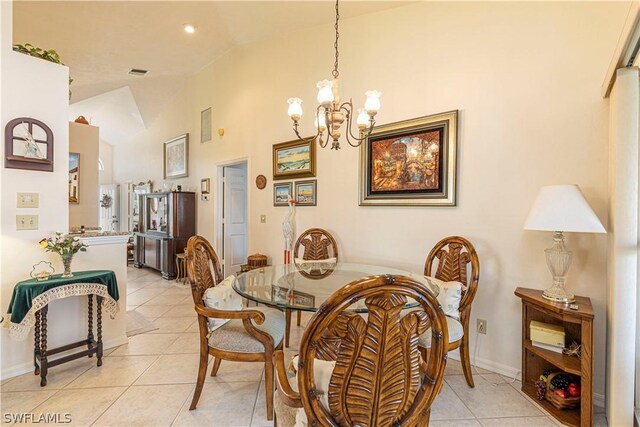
left=17, top=192, right=39, bottom=208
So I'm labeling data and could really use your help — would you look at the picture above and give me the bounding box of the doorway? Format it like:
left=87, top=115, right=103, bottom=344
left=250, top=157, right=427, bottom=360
left=216, top=160, right=248, bottom=277
left=99, top=184, right=120, bottom=231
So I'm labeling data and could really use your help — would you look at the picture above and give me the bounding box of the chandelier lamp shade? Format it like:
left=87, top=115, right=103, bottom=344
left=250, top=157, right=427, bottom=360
left=524, top=185, right=606, bottom=303
left=287, top=0, right=381, bottom=150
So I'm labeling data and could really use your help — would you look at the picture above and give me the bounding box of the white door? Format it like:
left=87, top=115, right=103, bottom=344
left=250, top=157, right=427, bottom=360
left=99, top=184, right=120, bottom=232
left=222, top=165, right=247, bottom=276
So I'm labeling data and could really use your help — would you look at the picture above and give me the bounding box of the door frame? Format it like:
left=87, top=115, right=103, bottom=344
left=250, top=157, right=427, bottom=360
left=215, top=157, right=249, bottom=276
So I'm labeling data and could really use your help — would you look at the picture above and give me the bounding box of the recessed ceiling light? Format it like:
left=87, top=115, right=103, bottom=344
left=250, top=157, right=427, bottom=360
left=128, top=68, right=148, bottom=76
left=184, top=24, right=195, bottom=34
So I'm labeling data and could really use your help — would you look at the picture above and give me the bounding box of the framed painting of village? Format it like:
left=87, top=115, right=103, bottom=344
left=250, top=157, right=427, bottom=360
left=359, top=111, right=458, bottom=206
left=272, top=138, right=316, bottom=180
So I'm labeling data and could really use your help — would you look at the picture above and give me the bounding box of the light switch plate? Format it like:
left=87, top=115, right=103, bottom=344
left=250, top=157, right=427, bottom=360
left=16, top=215, right=39, bottom=230
left=17, top=192, right=39, bottom=208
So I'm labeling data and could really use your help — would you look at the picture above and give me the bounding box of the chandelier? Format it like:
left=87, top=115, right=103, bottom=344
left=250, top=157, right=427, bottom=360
left=287, top=0, right=381, bottom=150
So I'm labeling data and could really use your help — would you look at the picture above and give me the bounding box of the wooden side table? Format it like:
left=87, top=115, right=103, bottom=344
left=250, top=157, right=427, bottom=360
left=175, top=252, right=188, bottom=284
left=515, top=287, right=594, bottom=427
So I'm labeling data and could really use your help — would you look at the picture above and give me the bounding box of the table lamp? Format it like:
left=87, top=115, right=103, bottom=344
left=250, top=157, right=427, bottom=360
left=524, top=185, right=606, bottom=303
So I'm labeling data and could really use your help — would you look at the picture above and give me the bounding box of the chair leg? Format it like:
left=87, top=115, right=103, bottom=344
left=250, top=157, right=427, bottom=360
left=285, top=309, right=292, bottom=348
left=264, top=355, right=275, bottom=421
left=189, top=346, right=209, bottom=410
left=210, top=357, right=222, bottom=376
left=460, top=333, right=475, bottom=387
left=296, top=310, right=302, bottom=326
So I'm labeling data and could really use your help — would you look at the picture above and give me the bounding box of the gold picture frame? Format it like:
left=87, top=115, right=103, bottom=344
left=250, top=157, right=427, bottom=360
left=272, top=138, right=316, bottom=180
left=359, top=111, right=458, bottom=206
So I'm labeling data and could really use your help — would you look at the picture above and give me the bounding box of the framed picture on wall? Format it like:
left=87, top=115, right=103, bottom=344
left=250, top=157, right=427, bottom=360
left=201, top=108, right=212, bottom=143
left=273, top=182, right=293, bottom=206
left=295, top=180, right=317, bottom=206
left=69, top=152, right=80, bottom=204
left=359, top=111, right=458, bottom=206
left=164, top=134, right=189, bottom=179
left=272, top=138, right=316, bottom=180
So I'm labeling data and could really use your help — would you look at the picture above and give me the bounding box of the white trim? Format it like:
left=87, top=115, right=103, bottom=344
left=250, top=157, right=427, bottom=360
left=79, top=234, right=130, bottom=246
left=0, top=335, right=128, bottom=380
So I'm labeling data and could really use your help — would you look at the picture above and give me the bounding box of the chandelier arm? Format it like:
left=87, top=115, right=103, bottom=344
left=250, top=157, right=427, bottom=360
left=293, top=122, right=322, bottom=144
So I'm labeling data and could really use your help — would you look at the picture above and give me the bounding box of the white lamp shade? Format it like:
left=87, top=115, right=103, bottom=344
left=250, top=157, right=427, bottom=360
left=524, top=185, right=606, bottom=233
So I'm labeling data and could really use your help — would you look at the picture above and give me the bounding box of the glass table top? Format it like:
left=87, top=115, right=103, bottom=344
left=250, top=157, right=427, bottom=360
left=232, top=262, right=440, bottom=312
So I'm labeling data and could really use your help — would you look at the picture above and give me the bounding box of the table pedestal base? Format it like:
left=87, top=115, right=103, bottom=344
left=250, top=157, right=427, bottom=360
left=33, top=295, right=103, bottom=387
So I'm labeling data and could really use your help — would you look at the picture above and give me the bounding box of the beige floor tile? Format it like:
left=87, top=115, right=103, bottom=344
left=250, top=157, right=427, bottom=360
left=162, top=288, right=193, bottom=297
left=65, top=355, right=158, bottom=388
left=128, top=288, right=168, bottom=306
left=207, top=360, right=265, bottom=383
left=431, top=420, right=482, bottom=427
left=445, top=359, right=492, bottom=376
left=479, top=416, right=556, bottom=426
left=164, top=333, right=201, bottom=354
left=110, top=333, right=181, bottom=356
left=135, top=354, right=203, bottom=385
left=28, top=386, right=126, bottom=426
left=447, top=375, right=544, bottom=419
left=1, top=377, right=15, bottom=386
left=149, top=317, right=196, bottom=334
left=134, top=304, right=174, bottom=318
left=1, top=357, right=94, bottom=392
left=250, top=380, right=274, bottom=427
left=431, top=381, right=475, bottom=420
left=161, top=304, right=198, bottom=318
left=93, top=384, right=193, bottom=426
left=1, top=390, right=58, bottom=418
left=186, top=321, right=202, bottom=333
left=145, top=294, right=192, bottom=306
left=172, top=381, right=259, bottom=426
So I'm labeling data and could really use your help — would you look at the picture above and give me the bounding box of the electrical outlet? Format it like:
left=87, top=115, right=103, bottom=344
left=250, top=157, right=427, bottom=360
left=16, top=214, right=38, bottom=230
left=260, top=215, right=266, bottom=223
left=477, top=318, right=487, bottom=335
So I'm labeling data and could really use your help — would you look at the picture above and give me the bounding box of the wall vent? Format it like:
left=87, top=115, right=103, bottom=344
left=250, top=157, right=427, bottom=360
left=128, top=68, right=148, bottom=76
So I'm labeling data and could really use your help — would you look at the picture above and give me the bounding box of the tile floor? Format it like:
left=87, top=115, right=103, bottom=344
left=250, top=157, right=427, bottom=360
left=1, top=267, right=607, bottom=426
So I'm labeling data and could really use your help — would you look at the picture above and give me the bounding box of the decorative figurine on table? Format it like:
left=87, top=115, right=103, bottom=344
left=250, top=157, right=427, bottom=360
left=39, top=232, right=88, bottom=277
left=282, top=199, right=297, bottom=264
left=30, top=261, right=55, bottom=281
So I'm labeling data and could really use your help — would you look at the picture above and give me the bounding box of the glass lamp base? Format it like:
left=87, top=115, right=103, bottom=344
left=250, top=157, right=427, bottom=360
left=542, top=286, right=575, bottom=304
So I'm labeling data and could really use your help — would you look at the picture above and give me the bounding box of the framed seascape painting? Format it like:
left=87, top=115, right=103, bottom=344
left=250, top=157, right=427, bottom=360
left=272, top=138, right=316, bottom=180
left=273, top=182, right=293, bottom=207
left=68, top=152, right=80, bottom=204
left=164, top=134, right=189, bottom=179
left=295, top=180, right=317, bottom=206
left=359, top=111, right=458, bottom=206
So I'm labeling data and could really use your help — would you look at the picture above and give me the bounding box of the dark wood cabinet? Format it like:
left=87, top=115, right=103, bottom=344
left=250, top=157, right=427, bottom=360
left=515, top=287, right=593, bottom=427
left=134, top=191, right=195, bottom=280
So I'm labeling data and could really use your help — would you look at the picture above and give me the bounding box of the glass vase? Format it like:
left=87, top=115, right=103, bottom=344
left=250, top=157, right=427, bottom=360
left=61, top=253, right=74, bottom=278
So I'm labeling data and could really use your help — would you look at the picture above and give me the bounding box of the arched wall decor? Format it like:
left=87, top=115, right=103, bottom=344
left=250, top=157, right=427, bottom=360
left=4, top=117, right=54, bottom=172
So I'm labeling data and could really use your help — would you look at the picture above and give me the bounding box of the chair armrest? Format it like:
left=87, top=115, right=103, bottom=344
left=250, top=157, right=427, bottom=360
left=193, top=303, right=266, bottom=325
left=274, top=350, right=303, bottom=408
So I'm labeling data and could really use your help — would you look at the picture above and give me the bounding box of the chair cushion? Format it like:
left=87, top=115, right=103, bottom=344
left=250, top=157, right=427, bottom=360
left=418, top=316, right=464, bottom=348
left=208, top=306, right=285, bottom=353
left=425, top=276, right=464, bottom=320
left=203, top=274, right=244, bottom=331
left=289, top=356, right=336, bottom=427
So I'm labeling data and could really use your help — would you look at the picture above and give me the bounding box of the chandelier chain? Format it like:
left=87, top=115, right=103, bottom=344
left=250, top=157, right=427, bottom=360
left=333, top=0, right=340, bottom=79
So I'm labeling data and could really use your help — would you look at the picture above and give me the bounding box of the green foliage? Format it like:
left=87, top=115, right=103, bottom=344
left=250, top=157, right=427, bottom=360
left=13, top=43, right=73, bottom=98
left=39, top=232, right=88, bottom=256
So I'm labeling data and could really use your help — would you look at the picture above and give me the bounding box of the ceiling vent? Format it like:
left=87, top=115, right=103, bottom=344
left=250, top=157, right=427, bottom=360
left=128, top=68, right=148, bottom=76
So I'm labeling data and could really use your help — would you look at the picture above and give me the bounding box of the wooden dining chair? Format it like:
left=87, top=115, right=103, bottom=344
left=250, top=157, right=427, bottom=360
left=274, top=274, right=448, bottom=426
left=418, top=236, right=480, bottom=387
left=285, top=228, right=339, bottom=347
left=185, top=236, right=285, bottom=420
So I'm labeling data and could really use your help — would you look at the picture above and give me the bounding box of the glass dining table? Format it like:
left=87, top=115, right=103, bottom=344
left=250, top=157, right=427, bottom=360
left=232, top=262, right=440, bottom=312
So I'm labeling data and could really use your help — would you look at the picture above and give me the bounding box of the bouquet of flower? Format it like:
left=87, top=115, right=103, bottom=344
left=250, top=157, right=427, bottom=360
left=39, top=232, right=87, bottom=255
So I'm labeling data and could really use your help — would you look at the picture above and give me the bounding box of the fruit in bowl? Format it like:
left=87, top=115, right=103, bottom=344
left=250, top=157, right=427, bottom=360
left=567, top=383, right=581, bottom=397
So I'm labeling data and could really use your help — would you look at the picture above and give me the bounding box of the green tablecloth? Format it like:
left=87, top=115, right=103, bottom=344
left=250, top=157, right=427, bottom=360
left=7, top=270, right=120, bottom=340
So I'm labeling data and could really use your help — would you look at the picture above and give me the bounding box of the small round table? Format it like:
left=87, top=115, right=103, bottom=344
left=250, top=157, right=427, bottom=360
left=175, top=252, right=188, bottom=284
left=232, top=262, right=440, bottom=312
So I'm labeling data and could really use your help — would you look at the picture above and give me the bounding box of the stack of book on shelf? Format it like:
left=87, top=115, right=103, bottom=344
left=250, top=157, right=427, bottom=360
left=530, top=320, right=565, bottom=354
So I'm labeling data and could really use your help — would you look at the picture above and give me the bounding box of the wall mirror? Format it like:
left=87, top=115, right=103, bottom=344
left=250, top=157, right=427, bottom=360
left=132, top=180, right=152, bottom=231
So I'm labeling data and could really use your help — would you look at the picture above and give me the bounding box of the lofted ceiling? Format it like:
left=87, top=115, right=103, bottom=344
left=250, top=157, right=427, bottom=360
left=13, top=1, right=411, bottom=133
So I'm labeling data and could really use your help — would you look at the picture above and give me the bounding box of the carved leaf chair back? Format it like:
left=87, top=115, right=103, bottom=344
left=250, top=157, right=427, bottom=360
left=298, top=275, right=448, bottom=427
left=423, top=235, right=479, bottom=387
left=294, top=228, right=339, bottom=261
left=186, top=235, right=224, bottom=308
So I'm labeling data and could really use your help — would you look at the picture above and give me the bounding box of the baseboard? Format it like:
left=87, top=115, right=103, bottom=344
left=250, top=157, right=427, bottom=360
left=1, top=335, right=128, bottom=380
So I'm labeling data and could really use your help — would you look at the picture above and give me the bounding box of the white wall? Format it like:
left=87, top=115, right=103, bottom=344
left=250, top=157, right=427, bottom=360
left=113, top=1, right=630, bottom=399
left=99, top=140, right=114, bottom=185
